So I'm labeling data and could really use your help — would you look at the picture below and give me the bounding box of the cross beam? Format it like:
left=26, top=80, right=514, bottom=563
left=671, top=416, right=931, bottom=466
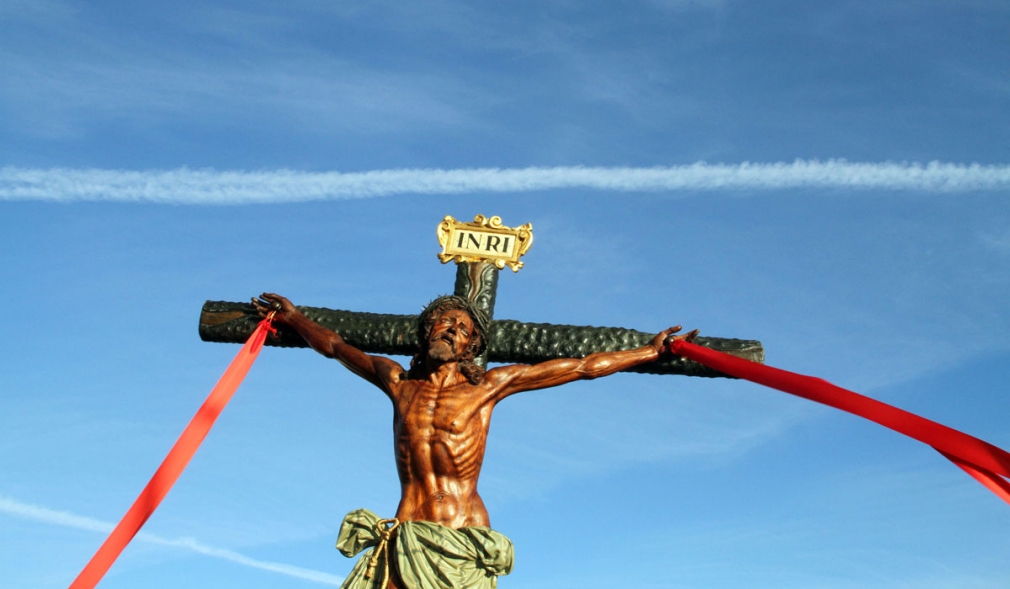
left=198, top=215, right=763, bottom=378
left=198, top=303, right=764, bottom=379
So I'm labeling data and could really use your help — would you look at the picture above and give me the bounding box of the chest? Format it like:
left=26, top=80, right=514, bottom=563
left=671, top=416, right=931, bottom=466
left=396, top=384, right=491, bottom=435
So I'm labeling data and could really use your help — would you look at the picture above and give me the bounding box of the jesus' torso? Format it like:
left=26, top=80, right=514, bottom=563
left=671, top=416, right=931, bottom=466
left=389, top=374, right=499, bottom=528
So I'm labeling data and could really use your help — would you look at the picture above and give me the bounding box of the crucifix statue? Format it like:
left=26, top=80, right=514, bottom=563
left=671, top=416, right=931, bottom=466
left=199, top=215, right=763, bottom=589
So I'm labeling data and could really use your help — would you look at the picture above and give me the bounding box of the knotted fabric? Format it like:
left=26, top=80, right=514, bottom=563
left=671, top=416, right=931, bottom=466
left=336, top=508, right=514, bottom=589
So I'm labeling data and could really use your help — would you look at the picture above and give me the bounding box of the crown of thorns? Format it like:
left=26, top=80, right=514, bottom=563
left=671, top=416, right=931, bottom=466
left=417, top=295, right=490, bottom=355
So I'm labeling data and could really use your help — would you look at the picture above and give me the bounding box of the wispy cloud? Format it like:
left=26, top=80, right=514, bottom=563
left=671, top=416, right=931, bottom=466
left=0, top=495, right=343, bottom=586
left=2, top=160, right=1008, bottom=204
left=981, top=229, right=1010, bottom=255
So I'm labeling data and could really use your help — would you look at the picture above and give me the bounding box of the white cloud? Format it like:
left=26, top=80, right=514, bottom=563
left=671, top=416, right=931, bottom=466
left=0, top=495, right=343, bottom=586
left=2, top=160, right=1008, bottom=204
left=0, top=496, right=113, bottom=533
left=0, top=0, right=76, bottom=23
left=981, top=229, right=1010, bottom=255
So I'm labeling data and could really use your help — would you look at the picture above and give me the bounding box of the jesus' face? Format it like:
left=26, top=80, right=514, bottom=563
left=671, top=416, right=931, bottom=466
left=427, top=309, right=474, bottom=363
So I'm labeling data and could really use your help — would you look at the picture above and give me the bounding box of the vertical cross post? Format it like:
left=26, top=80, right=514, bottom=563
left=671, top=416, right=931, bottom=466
left=453, top=262, right=499, bottom=369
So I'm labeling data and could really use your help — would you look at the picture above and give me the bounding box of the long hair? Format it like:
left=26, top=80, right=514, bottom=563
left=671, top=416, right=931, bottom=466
left=408, top=295, right=488, bottom=385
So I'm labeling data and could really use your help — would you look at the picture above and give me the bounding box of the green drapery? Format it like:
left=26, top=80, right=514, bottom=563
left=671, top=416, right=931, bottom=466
left=336, top=509, right=514, bottom=589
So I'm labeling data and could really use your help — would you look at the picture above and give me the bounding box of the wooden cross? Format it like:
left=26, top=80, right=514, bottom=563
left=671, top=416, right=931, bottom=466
left=198, top=215, right=763, bottom=377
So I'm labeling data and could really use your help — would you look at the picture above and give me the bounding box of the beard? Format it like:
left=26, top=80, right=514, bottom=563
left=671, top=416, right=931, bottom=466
left=428, top=339, right=458, bottom=362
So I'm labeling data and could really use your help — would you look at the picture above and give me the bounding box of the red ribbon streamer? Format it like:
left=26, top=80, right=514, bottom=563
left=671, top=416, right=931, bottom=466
left=670, top=340, right=1010, bottom=505
left=68, top=317, right=275, bottom=589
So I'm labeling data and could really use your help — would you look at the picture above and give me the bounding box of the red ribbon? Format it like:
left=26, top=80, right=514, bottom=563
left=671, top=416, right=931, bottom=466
left=68, top=316, right=275, bottom=589
left=670, top=340, right=1010, bottom=505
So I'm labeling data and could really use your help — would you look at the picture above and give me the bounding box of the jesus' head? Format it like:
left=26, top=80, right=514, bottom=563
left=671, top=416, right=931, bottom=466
left=412, top=295, right=488, bottom=384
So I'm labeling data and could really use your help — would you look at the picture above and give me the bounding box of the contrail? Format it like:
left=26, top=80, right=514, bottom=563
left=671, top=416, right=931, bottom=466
left=1, top=160, right=1008, bottom=204
left=0, top=495, right=343, bottom=586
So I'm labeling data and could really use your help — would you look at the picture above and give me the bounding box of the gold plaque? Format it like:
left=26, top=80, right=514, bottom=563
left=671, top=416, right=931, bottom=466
left=436, top=215, right=534, bottom=272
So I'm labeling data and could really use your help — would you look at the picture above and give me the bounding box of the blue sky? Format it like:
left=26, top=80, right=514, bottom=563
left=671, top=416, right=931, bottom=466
left=1, top=2, right=1009, bottom=588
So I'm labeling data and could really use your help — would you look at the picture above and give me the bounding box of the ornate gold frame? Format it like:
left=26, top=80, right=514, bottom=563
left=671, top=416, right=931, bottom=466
left=436, top=215, right=534, bottom=272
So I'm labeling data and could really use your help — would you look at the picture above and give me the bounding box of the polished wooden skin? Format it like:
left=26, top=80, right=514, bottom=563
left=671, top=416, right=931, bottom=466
left=254, top=293, right=696, bottom=586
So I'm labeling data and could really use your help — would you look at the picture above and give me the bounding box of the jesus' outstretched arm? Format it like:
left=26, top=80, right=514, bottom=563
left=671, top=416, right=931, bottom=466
left=252, top=293, right=404, bottom=394
left=487, top=325, right=699, bottom=400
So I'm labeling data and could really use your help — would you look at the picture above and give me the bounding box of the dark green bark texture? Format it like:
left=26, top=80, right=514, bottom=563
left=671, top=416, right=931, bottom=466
left=199, top=301, right=764, bottom=379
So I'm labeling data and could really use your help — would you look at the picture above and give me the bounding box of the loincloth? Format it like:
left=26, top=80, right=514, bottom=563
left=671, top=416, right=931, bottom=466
left=336, top=508, right=514, bottom=589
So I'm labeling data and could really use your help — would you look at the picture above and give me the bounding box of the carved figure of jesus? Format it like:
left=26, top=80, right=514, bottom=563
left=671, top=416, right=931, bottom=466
left=253, top=292, right=696, bottom=588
